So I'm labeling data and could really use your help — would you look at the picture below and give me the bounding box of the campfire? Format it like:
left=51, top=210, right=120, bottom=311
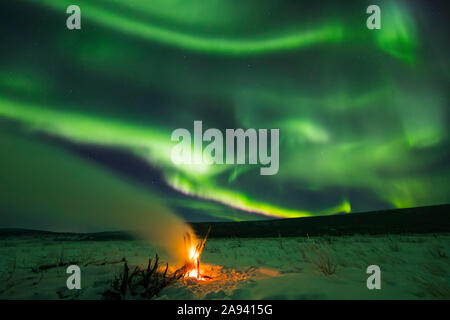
left=183, top=227, right=211, bottom=280
left=101, top=226, right=256, bottom=300
left=102, top=227, right=212, bottom=300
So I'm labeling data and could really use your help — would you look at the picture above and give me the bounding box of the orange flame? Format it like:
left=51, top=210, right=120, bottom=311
left=184, top=227, right=210, bottom=280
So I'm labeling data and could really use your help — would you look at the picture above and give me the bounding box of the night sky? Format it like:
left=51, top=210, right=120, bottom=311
left=0, top=0, right=449, bottom=231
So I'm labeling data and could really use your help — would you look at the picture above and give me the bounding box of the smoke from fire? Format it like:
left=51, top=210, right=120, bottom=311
left=0, top=132, right=194, bottom=263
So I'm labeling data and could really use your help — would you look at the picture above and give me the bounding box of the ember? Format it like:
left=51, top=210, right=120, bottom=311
left=184, top=227, right=211, bottom=280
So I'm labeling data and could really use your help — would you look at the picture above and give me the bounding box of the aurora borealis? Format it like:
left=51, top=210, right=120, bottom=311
left=0, top=0, right=449, bottom=229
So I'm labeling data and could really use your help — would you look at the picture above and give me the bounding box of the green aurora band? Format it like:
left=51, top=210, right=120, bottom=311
left=0, top=0, right=449, bottom=225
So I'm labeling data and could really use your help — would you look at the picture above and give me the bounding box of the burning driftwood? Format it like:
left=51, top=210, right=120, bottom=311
left=103, top=227, right=212, bottom=299
left=183, top=226, right=211, bottom=280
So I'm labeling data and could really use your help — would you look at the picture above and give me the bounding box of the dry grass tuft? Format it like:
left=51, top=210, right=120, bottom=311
left=413, top=275, right=450, bottom=299
left=427, top=244, right=447, bottom=259
left=387, top=236, right=400, bottom=252
left=0, top=255, right=17, bottom=294
left=303, top=236, right=337, bottom=276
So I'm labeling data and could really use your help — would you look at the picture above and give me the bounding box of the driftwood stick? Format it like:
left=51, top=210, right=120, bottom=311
left=88, top=257, right=125, bottom=266
left=195, top=226, right=211, bottom=261
left=120, top=260, right=129, bottom=296
left=31, top=256, right=125, bottom=273
left=31, top=261, right=78, bottom=273
left=150, top=254, right=159, bottom=275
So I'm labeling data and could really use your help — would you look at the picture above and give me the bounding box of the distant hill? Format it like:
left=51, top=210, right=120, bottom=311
left=1, top=204, right=448, bottom=240
left=191, top=204, right=450, bottom=238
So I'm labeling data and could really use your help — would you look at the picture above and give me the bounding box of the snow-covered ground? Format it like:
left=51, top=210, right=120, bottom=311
left=0, top=233, right=449, bottom=299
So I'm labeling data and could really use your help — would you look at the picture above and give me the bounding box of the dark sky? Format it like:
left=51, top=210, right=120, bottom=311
left=0, top=0, right=449, bottom=231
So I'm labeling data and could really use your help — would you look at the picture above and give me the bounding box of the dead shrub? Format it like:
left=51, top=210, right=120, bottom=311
left=103, top=254, right=185, bottom=300
left=303, top=236, right=337, bottom=276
